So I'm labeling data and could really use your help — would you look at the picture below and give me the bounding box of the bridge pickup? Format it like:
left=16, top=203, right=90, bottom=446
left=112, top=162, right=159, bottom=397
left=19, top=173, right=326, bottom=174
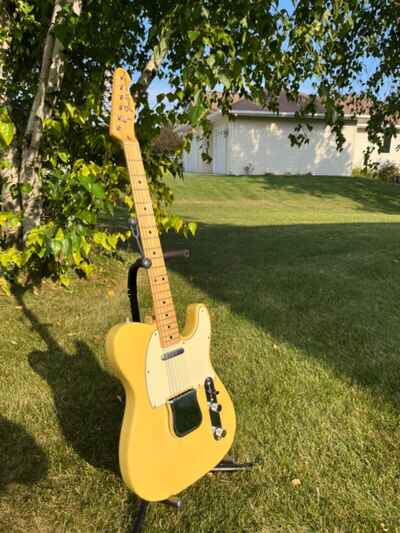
left=161, top=347, right=184, bottom=361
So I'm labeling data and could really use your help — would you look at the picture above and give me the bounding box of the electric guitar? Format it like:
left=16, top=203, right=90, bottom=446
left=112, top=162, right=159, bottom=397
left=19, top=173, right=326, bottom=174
left=105, top=67, right=236, bottom=502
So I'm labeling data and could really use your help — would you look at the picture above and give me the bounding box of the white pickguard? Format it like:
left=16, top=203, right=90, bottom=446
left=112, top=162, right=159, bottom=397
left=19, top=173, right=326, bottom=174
left=145, top=306, right=215, bottom=407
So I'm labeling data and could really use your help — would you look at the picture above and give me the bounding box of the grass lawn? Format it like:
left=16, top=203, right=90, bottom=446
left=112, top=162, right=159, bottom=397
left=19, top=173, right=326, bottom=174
left=1, top=173, right=400, bottom=532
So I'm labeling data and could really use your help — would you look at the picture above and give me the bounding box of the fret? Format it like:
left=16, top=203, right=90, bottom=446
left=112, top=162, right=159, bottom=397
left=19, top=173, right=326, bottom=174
left=147, top=258, right=166, bottom=267
left=152, top=290, right=172, bottom=298
left=152, top=285, right=171, bottom=292
left=150, top=267, right=167, bottom=274
left=160, top=323, right=179, bottom=331
left=161, top=330, right=180, bottom=340
left=159, top=327, right=180, bottom=337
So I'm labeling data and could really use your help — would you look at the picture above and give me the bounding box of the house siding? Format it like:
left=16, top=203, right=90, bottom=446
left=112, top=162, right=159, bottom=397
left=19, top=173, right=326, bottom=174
left=229, top=117, right=354, bottom=176
left=182, top=114, right=400, bottom=176
left=352, top=126, right=400, bottom=168
left=182, top=117, right=228, bottom=174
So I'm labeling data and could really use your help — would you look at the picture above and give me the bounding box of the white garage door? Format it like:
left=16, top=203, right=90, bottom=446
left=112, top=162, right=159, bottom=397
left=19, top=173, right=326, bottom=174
left=213, top=129, right=227, bottom=174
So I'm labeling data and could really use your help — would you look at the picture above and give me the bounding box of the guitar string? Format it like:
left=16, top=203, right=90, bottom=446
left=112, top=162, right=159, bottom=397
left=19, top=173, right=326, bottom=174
left=126, top=156, right=184, bottom=396
left=126, top=153, right=194, bottom=394
left=126, top=158, right=175, bottom=395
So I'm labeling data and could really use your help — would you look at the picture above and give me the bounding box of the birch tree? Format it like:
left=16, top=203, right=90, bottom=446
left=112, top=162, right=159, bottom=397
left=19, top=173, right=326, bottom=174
left=18, top=0, right=82, bottom=234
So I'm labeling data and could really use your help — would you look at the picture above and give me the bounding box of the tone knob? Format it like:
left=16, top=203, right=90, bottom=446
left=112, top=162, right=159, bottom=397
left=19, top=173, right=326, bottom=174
left=213, top=427, right=227, bottom=440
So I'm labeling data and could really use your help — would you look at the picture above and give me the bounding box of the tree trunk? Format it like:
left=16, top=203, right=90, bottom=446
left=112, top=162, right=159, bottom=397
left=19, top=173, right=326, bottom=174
left=0, top=5, right=21, bottom=242
left=19, top=0, right=81, bottom=236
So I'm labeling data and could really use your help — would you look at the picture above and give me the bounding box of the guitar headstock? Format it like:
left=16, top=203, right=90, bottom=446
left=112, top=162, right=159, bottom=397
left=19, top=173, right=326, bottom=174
left=110, top=67, right=136, bottom=143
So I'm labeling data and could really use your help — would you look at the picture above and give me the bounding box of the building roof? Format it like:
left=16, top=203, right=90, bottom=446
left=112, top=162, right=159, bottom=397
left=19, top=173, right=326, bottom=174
left=209, top=92, right=372, bottom=120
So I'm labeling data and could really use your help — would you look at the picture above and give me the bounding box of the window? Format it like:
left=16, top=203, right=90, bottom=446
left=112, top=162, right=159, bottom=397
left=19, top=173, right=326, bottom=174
left=382, top=132, right=392, bottom=153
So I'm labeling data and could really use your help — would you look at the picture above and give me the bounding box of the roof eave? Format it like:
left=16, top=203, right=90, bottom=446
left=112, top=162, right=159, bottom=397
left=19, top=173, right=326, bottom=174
left=208, top=109, right=366, bottom=120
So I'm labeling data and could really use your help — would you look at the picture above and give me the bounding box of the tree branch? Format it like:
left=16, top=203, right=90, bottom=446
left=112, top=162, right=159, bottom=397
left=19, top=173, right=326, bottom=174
left=134, top=23, right=173, bottom=101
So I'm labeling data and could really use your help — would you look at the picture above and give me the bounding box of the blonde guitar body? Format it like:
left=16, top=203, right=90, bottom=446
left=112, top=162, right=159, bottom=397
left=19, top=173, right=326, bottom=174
left=106, top=304, right=236, bottom=502
left=106, top=68, right=237, bottom=502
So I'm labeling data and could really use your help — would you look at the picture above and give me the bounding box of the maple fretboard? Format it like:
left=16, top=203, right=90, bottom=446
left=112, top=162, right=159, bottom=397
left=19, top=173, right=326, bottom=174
left=124, top=141, right=179, bottom=348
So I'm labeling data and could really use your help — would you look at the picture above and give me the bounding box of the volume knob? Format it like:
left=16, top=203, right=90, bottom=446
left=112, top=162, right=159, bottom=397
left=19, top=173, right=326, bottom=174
left=209, top=402, right=222, bottom=413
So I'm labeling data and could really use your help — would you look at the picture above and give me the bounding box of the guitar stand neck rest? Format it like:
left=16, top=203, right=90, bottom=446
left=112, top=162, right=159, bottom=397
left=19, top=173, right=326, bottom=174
left=127, top=219, right=253, bottom=533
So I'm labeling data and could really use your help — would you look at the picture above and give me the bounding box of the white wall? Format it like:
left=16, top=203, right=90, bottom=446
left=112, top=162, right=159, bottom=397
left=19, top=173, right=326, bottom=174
left=182, top=135, right=212, bottom=173
left=352, top=126, right=400, bottom=168
left=182, top=117, right=228, bottom=174
left=228, top=117, right=354, bottom=176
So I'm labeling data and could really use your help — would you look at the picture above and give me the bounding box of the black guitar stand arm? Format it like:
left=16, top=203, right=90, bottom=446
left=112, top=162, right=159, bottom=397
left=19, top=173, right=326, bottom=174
left=126, top=217, right=253, bottom=533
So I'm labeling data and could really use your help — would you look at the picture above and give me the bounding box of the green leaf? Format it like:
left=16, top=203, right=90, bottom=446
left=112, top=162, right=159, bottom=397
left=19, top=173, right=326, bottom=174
left=59, top=273, right=70, bottom=287
left=79, top=261, right=94, bottom=277
left=93, top=231, right=111, bottom=250
left=55, top=227, right=64, bottom=241
left=187, top=102, right=207, bottom=124
left=80, top=237, right=91, bottom=256
left=187, top=222, right=197, bottom=236
left=188, top=31, right=200, bottom=43
left=57, top=151, right=70, bottom=163
left=218, top=72, right=231, bottom=88
left=77, top=210, right=96, bottom=224
left=91, top=183, right=106, bottom=199
left=0, top=111, right=15, bottom=147
left=49, top=239, right=62, bottom=256
left=72, top=250, right=82, bottom=265
left=61, top=238, right=72, bottom=257
left=65, top=102, right=76, bottom=117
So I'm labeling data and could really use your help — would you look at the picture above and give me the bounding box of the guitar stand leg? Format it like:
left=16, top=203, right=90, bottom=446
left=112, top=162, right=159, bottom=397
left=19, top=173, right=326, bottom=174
left=162, top=497, right=183, bottom=509
left=211, top=453, right=254, bottom=473
left=131, top=497, right=182, bottom=533
left=132, top=499, right=149, bottom=533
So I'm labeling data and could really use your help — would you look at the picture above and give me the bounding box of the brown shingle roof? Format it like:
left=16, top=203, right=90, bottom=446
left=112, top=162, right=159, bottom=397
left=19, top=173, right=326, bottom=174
left=213, top=92, right=372, bottom=117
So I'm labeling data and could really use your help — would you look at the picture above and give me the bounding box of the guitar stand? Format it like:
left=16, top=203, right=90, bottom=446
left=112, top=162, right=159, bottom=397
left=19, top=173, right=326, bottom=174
left=126, top=218, right=253, bottom=533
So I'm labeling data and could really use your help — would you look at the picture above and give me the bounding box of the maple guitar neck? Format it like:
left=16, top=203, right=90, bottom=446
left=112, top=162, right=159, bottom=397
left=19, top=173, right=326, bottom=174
left=123, top=141, right=179, bottom=348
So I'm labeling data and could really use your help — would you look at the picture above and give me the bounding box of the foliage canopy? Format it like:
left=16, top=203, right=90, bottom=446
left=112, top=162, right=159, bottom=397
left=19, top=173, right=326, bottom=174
left=0, top=0, right=399, bottom=292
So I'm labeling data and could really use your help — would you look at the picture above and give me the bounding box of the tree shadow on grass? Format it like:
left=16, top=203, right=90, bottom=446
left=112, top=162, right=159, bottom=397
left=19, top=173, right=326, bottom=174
left=0, top=415, right=48, bottom=493
left=16, top=295, right=148, bottom=531
left=164, top=221, right=400, bottom=408
left=248, top=174, right=400, bottom=214
left=14, top=293, right=124, bottom=474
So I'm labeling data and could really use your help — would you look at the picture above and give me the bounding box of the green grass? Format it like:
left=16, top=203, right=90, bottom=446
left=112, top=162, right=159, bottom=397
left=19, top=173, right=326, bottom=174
left=2, top=173, right=400, bottom=532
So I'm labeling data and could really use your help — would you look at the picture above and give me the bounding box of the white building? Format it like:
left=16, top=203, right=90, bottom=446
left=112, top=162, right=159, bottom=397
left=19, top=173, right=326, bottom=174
left=182, top=95, right=399, bottom=176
